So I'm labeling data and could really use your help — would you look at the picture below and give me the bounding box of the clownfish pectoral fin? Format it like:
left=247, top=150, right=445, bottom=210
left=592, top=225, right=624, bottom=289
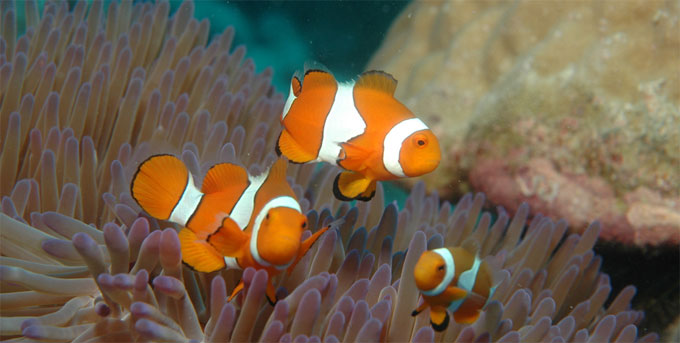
left=333, top=171, right=374, bottom=201
left=207, top=216, right=248, bottom=257
left=430, top=309, right=450, bottom=332
left=355, top=70, right=398, bottom=96
left=287, top=225, right=331, bottom=274
left=446, top=286, right=468, bottom=301
left=131, top=154, right=192, bottom=221
left=337, top=142, right=371, bottom=171
left=266, top=281, right=277, bottom=306
left=201, top=162, right=248, bottom=194
left=452, top=291, right=487, bottom=324
left=228, top=280, right=245, bottom=302
left=453, top=299, right=482, bottom=324
left=276, top=129, right=316, bottom=163
left=411, top=301, right=429, bottom=316
left=178, top=228, right=226, bottom=273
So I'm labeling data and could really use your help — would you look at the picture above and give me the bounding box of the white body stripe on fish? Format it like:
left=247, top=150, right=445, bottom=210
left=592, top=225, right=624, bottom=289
left=224, top=256, right=240, bottom=270
left=317, top=82, right=366, bottom=164
left=448, top=256, right=483, bottom=313
left=249, top=196, right=302, bottom=270
left=281, top=83, right=296, bottom=121
left=229, top=171, right=269, bottom=229
left=169, top=173, right=203, bottom=226
left=382, top=118, right=428, bottom=178
left=421, top=248, right=456, bottom=297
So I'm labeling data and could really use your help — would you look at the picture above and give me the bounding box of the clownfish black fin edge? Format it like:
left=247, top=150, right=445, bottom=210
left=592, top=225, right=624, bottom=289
left=431, top=311, right=450, bottom=332
left=355, top=70, right=398, bottom=95
left=277, top=129, right=316, bottom=164
left=201, top=162, right=249, bottom=194
left=130, top=154, right=191, bottom=221
left=332, top=171, right=375, bottom=202
left=130, top=153, right=175, bottom=203
left=332, top=173, right=355, bottom=202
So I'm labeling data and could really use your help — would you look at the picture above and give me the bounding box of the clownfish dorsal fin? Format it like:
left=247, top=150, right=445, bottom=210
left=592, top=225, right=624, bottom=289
left=178, top=228, right=226, bottom=272
left=355, top=70, right=397, bottom=95
left=131, top=154, right=191, bottom=220
left=291, top=76, right=302, bottom=97
left=302, top=69, right=337, bottom=91
left=201, top=162, right=248, bottom=194
left=267, top=158, right=289, bottom=184
left=461, top=239, right=480, bottom=256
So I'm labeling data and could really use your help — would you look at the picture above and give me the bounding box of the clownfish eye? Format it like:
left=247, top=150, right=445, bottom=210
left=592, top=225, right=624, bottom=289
left=265, top=213, right=270, bottom=220
left=413, top=133, right=428, bottom=148
left=301, top=221, right=307, bottom=228
left=437, top=265, right=445, bottom=271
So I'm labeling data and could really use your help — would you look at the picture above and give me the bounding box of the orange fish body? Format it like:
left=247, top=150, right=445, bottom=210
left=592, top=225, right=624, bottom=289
left=131, top=155, right=328, bottom=303
left=411, top=247, right=495, bottom=331
left=277, top=69, right=441, bottom=201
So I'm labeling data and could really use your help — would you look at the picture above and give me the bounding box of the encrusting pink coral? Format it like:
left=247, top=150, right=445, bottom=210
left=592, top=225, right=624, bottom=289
left=0, top=0, right=659, bottom=342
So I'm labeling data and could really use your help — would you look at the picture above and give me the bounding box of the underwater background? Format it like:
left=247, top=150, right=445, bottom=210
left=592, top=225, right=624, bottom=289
left=1, top=0, right=678, bottom=341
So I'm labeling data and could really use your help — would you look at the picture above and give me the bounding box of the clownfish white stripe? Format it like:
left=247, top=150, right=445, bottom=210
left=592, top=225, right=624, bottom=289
left=447, top=256, right=482, bottom=313
left=169, top=174, right=203, bottom=226
left=230, top=171, right=269, bottom=229
left=421, top=248, right=455, bottom=297
left=250, top=196, right=302, bottom=269
left=224, top=256, right=241, bottom=270
left=458, top=256, right=482, bottom=292
left=281, top=83, right=297, bottom=121
left=383, top=118, right=429, bottom=178
left=317, top=82, right=366, bottom=164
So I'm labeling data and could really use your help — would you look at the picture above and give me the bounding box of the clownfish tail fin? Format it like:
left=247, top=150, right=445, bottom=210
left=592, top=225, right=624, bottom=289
left=178, top=228, right=225, bottom=273
left=131, top=154, right=196, bottom=221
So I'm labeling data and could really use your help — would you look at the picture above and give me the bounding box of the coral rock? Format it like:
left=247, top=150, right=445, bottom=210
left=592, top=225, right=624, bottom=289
left=368, top=0, right=680, bottom=246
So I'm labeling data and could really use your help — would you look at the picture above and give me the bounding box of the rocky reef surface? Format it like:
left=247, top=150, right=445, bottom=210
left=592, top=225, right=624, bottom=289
left=368, top=0, right=679, bottom=247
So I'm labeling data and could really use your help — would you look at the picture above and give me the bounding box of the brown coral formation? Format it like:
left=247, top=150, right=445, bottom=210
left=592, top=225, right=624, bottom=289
left=368, top=0, right=680, bottom=246
left=0, top=0, right=660, bottom=342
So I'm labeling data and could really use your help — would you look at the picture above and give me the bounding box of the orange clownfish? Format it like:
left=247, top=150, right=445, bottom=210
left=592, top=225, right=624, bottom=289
left=411, top=247, right=496, bottom=331
left=277, top=69, right=441, bottom=201
left=130, top=155, right=329, bottom=304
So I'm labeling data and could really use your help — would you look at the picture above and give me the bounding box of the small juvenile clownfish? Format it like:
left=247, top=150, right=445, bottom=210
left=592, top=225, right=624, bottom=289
left=277, top=69, right=441, bottom=201
left=411, top=247, right=496, bottom=332
left=130, top=155, right=329, bottom=304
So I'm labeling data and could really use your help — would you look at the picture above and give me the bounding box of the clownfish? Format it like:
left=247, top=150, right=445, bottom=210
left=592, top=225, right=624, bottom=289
left=277, top=69, right=441, bottom=201
left=411, top=247, right=496, bottom=331
left=130, top=155, right=329, bottom=304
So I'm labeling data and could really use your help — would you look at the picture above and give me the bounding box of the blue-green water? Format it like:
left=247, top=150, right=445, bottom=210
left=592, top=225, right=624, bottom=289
left=186, top=0, right=409, bottom=92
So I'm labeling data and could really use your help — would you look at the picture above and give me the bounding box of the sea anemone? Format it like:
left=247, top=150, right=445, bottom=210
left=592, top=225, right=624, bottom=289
left=0, top=0, right=658, bottom=342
